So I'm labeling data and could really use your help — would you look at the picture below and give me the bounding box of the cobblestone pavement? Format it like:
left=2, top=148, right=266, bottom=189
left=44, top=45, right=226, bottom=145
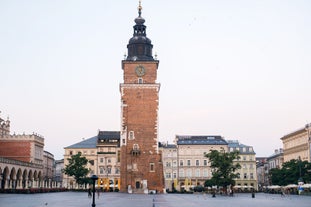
left=1, top=192, right=311, bottom=207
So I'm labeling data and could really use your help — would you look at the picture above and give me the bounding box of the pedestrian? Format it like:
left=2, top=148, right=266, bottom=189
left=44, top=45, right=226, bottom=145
left=97, top=188, right=100, bottom=199
left=88, top=188, right=92, bottom=198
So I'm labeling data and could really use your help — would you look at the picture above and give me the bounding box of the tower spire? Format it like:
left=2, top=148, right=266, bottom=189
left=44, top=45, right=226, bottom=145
left=126, top=0, right=154, bottom=61
left=138, top=0, right=142, bottom=16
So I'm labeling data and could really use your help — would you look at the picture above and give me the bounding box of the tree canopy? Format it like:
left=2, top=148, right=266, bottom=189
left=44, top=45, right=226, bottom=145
left=204, top=149, right=241, bottom=188
left=270, top=159, right=311, bottom=186
left=62, top=152, right=91, bottom=186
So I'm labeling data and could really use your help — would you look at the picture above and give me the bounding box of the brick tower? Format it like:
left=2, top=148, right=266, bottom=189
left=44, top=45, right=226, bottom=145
left=120, top=1, right=164, bottom=193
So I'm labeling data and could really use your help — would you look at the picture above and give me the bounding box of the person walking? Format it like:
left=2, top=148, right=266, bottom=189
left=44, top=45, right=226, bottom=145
left=88, top=188, right=92, bottom=198
left=97, top=188, right=100, bottom=199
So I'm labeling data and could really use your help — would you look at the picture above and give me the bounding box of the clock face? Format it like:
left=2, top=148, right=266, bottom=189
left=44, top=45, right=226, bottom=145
left=135, top=65, right=145, bottom=77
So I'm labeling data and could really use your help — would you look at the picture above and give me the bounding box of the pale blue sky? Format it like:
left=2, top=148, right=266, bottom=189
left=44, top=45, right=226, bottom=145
left=1, top=0, right=310, bottom=160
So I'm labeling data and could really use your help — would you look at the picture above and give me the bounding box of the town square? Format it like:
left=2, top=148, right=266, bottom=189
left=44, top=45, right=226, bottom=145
left=1, top=1, right=311, bottom=206
left=1, top=192, right=311, bottom=207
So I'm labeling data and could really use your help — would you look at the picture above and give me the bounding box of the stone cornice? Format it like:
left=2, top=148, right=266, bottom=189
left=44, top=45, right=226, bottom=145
left=120, top=83, right=160, bottom=92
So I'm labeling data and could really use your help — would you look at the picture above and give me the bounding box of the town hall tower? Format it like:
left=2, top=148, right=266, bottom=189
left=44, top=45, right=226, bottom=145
left=119, top=2, right=164, bottom=193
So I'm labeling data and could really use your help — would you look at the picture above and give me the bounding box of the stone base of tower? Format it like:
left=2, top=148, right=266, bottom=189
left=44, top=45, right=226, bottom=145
left=120, top=146, right=164, bottom=194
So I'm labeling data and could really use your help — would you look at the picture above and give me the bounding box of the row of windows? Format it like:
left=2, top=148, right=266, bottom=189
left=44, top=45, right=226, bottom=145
left=99, top=166, right=120, bottom=174
left=165, top=159, right=209, bottom=167
left=179, top=169, right=209, bottom=178
left=69, top=150, right=95, bottom=156
left=165, top=171, right=255, bottom=180
left=229, top=147, right=253, bottom=153
left=237, top=173, right=255, bottom=179
left=166, top=160, right=255, bottom=167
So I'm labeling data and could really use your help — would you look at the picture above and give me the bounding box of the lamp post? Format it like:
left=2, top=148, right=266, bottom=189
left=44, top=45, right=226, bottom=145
left=90, top=175, right=98, bottom=207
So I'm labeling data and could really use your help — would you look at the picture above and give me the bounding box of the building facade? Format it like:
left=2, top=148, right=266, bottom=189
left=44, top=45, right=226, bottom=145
left=160, top=143, right=178, bottom=191
left=176, top=135, right=228, bottom=191
left=119, top=2, right=164, bottom=193
left=54, top=159, right=64, bottom=187
left=281, top=123, right=311, bottom=162
left=228, top=140, right=258, bottom=190
left=63, top=131, right=120, bottom=190
left=256, top=157, right=269, bottom=189
left=160, top=137, right=258, bottom=192
left=96, top=131, right=120, bottom=191
left=42, top=151, right=55, bottom=188
left=0, top=112, right=59, bottom=190
left=267, top=148, right=284, bottom=170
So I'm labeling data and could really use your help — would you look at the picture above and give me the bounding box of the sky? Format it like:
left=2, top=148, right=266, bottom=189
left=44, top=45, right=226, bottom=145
left=1, top=0, right=310, bottom=160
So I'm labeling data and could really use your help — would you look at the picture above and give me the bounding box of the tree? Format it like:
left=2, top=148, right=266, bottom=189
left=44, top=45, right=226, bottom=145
left=205, top=149, right=241, bottom=188
left=270, top=159, right=311, bottom=185
left=63, top=152, right=91, bottom=187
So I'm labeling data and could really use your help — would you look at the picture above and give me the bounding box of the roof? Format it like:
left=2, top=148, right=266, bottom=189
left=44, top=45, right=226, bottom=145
left=160, top=143, right=177, bottom=149
left=64, top=136, right=98, bottom=149
left=280, top=124, right=310, bottom=140
left=176, top=135, right=228, bottom=145
left=64, top=131, right=120, bottom=149
left=227, top=140, right=256, bottom=154
left=97, top=131, right=120, bottom=140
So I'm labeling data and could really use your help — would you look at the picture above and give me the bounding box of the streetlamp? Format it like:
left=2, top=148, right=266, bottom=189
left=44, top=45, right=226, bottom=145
left=90, top=175, right=98, bottom=207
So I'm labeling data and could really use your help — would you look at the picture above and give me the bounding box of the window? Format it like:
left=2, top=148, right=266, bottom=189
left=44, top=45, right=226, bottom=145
left=244, top=173, right=247, bottom=179
left=243, top=156, right=246, bottom=161
left=108, top=158, right=111, bottom=163
left=166, top=162, right=171, bottom=167
left=179, top=169, right=184, bottom=177
left=100, top=158, right=104, bottom=163
left=237, top=173, right=240, bottom=178
left=133, top=144, right=139, bottom=150
left=115, top=167, right=120, bottom=174
left=250, top=173, right=254, bottom=179
left=186, top=169, right=192, bottom=177
left=138, top=78, right=143, bottom=84
left=203, top=169, right=208, bottom=177
left=100, top=167, right=104, bottom=174
left=187, top=160, right=191, bottom=166
left=180, top=160, right=184, bottom=166
left=129, top=131, right=134, bottom=140
left=203, top=160, right=207, bottom=166
left=173, top=172, right=177, bottom=178
left=173, top=161, right=177, bottom=167
left=150, top=163, right=155, bottom=172
left=250, top=164, right=253, bottom=169
left=196, top=160, right=199, bottom=166
left=107, top=167, right=111, bottom=174
left=117, top=151, right=121, bottom=162
left=195, top=169, right=200, bottom=177
left=165, top=173, right=171, bottom=179
left=69, top=151, right=73, bottom=155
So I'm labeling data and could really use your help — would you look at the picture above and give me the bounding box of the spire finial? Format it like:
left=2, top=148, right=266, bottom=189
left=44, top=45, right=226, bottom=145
left=138, top=0, right=142, bottom=16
